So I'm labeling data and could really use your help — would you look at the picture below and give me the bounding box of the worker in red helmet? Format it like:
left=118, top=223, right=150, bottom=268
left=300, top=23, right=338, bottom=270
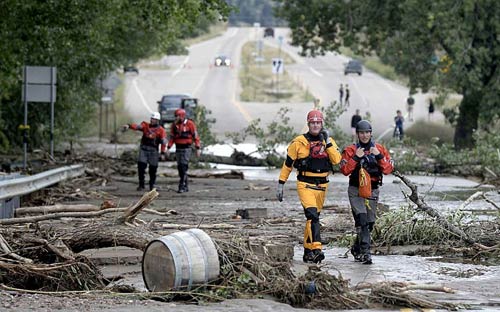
left=122, top=112, right=167, bottom=191
left=277, top=109, right=341, bottom=264
left=166, top=108, right=201, bottom=193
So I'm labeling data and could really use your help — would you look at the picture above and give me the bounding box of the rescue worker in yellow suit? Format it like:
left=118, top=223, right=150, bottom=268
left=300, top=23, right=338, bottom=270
left=276, top=110, right=341, bottom=263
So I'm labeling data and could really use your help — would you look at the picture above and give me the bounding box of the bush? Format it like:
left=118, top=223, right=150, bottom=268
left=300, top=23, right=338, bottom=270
left=405, top=120, right=454, bottom=145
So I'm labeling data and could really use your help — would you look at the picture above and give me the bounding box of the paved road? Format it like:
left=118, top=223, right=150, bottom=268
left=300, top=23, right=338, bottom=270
left=125, top=27, right=443, bottom=142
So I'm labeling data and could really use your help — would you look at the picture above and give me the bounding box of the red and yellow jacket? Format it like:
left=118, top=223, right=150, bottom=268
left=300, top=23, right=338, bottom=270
left=279, top=133, right=341, bottom=184
left=340, top=142, right=393, bottom=188
left=168, top=119, right=201, bottom=150
left=129, top=122, right=167, bottom=152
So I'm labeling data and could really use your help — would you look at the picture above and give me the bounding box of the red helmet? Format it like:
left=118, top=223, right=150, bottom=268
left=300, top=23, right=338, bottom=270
left=175, top=108, right=186, bottom=119
left=307, top=110, right=323, bottom=123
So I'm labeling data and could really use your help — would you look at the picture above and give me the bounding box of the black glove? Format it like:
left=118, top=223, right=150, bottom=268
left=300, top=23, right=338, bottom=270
left=321, top=129, right=331, bottom=144
left=276, top=183, right=284, bottom=202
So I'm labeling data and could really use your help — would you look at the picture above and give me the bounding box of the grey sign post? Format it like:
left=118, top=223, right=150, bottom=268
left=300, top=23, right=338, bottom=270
left=22, top=66, right=57, bottom=168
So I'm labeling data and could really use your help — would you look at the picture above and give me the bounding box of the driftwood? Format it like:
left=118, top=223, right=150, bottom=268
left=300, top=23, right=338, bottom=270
left=393, top=171, right=489, bottom=250
left=1, top=190, right=161, bottom=226
left=15, top=204, right=101, bottom=216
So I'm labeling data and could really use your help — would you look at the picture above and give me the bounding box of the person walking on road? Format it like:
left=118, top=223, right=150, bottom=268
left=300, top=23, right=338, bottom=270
left=276, top=110, right=341, bottom=264
left=428, top=98, right=435, bottom=121
left=393, top=110, right=404, bottom=140
left=339, top=84, right=344, bottom=104
left=166, top=108, right=201, bottom=193
left=345, top=84, right=350, bottom=106
left=340, top=120, right=393, bottom=264
left=350, top=109, right=362, bottom=143
left=122, top=112, right=167, bottom=191
left=406, top=95, right=415, bottom=121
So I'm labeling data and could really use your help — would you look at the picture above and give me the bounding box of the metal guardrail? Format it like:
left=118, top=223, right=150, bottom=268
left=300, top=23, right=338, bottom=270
left=0, top=164, right=85, bottom=201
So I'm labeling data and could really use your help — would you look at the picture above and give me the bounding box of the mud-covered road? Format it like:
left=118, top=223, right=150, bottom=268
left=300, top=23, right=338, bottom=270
left=2, top=152, right=500, bottom=311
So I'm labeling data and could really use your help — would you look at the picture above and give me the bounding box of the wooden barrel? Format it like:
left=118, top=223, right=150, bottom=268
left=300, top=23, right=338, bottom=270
left=142, top=228, right=220, bottom=291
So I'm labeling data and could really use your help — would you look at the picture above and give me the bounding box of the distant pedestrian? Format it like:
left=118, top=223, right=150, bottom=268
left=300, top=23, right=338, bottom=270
left=345, top=84, right=350, bottom=106
left=393, top=110, right=404, bottom=140
left=314, top=98, right=320, bottom=108
left=428, top=98, right=435, bottom=121
left=350, top=109, right=362, bottom=142
left=339, top=84, right=344, bottom=104
left=406, top=95, right=415, bottom=121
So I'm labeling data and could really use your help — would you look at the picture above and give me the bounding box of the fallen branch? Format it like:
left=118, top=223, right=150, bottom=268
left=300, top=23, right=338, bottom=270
left=15, top=204, right=100, bottom=217
left=0, top=233, right=33, bottom=264
left=161, top=223, right=236, bottom=230
left=115, top=189, right=158, bottom=224
left=458, top=191, right=483, bottom=211
left=0, top=208, right=125, bottom=225
left=393, top=171, right=488, bottom=250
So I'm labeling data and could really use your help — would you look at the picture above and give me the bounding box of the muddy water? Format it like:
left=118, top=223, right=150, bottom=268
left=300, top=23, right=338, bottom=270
left=203, top=165, right=500, bottom=309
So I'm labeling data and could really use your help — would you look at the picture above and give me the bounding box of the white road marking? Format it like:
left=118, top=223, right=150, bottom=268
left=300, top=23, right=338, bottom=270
left=172, top=56, right=190, bottom=77
left=309, top=67, right=323, bottom=77
left=347, top=77, right=369, bottom=107
left=132, top=78, right=152, bottom=113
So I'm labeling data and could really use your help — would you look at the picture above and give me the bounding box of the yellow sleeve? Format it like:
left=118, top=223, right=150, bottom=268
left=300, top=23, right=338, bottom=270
left=326, top=137, right=342, bottom=165
left=278, top=140, right=299, bottom=183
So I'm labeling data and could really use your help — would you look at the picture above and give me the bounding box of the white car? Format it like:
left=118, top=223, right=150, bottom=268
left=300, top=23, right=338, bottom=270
left=214, top=55, right=231, bottom=67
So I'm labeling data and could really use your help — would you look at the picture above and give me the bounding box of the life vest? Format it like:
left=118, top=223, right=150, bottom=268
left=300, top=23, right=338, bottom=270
left=294, top=134, right=332, bottom=174
left=349, top=141, right=383, bottom=187
left=140, top=123, right=165, bottom=148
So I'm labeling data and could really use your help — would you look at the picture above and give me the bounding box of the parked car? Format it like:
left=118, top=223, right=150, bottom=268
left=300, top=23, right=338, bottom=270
left=157, top=94, right=197, bottom=126
left=123, top=66, right=139, bottom=74
left=344, top=60, right=363, bottom=76
left=264, top=27, right=274, bottom=38
left=214, top=55, right=231, bottom=67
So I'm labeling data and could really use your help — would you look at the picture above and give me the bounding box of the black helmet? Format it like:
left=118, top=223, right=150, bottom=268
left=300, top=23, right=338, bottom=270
left=356, top=120, right=372, bottom=132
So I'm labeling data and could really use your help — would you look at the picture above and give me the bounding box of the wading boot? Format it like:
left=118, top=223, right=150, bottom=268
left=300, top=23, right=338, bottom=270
left=303, top=251, right=315, bottom=263
left=350, top=245, right=362, bottom=262
left=361, top=253, right=372, bottom=265
left=312, top=249, right=325, bottom=264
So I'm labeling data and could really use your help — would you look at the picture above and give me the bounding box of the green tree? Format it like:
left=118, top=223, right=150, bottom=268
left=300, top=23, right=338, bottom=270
left=0, top=0, right=230, bottom=152
left=275, top=0, right=499, bottom=149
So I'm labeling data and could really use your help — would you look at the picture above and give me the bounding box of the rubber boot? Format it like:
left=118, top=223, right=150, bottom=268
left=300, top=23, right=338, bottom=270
left=312, top=249, right=325, bottom=263
left=137, top=162, right=147, bottom=191
left=303, top=248, right=314, bottom=263
left=149, top=165, right=158, bottom=190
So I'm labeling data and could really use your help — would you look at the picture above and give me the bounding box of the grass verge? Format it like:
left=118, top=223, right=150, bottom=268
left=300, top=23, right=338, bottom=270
left=240, top=41, right=315, bottom=102
left=339, top=47, right=408, bottom=85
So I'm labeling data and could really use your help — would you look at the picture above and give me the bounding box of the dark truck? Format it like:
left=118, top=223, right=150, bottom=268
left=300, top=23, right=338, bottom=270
left=157, top=94, right=198, bottom=126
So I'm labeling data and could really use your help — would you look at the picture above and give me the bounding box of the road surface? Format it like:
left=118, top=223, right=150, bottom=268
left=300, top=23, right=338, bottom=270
left=125, top=27, right=443, bottom=142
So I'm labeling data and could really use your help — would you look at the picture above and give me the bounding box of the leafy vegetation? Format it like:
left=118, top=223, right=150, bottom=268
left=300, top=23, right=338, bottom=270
left=373, top=207, right=470, bottom=246
left=0, top=0, right=230, bottom=153
left=226, top=0, right=285, bottom=26
left=275, top=0, right=500, bottom=149
left=239, top=41, right=314, bottom=102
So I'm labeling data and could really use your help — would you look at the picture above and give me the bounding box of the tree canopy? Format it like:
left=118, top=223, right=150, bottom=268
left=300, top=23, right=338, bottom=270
left=275, top=0, right=499, bottom=148
left=0, top=0, right=230, bottom=151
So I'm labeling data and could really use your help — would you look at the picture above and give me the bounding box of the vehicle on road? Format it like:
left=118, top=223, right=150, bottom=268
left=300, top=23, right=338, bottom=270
left=344, top=60, right=363, bottom=76
left=157, top=94, right=197, bottom=126
left=157, top=93, right=192, bottom=126
left=124, top=66, right=139, bottom=74
left=264, top=27, right=274, bottom=38
left=214, top=55, right=231, bottom=67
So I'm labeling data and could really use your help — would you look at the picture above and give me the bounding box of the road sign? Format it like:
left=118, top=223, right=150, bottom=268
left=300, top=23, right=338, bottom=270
left=272, top=58, right=284, bottom=74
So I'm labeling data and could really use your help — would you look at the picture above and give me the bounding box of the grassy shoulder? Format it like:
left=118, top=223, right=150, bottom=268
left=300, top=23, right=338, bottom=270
left=339, top=47, right=407, bottom=84
left=239, top=41, right=315, bottom=102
